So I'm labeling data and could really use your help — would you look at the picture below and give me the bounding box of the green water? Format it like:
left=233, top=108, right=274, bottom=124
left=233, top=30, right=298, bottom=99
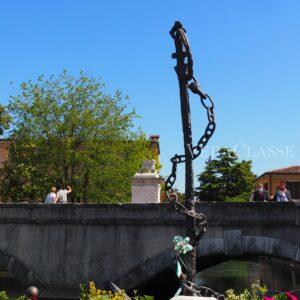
left=196, top=258, right=300, bottom=295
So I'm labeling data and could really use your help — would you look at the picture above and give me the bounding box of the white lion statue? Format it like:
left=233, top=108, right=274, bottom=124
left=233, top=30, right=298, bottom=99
left=139, top=159, right=156, bottom=174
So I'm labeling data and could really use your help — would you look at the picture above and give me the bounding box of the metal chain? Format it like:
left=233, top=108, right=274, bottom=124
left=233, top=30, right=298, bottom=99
left=166, top=23, right=216, bottom=236
left=172, top=251, right=225, bottom=299
left=181, top=281, right=225, bottom=300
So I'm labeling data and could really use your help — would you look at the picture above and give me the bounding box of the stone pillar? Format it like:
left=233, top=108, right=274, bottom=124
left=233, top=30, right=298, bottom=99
left=149, top=135, right=160, bottom=162
left=131, top=173, right=161, bottom=203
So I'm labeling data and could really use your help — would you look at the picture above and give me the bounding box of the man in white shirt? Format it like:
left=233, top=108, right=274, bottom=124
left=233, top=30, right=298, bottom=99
left=55, top=184, right=72, bottom=204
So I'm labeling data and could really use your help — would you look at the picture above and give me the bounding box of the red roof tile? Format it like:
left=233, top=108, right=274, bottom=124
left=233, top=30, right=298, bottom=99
left=266, top=166, right=300, bottom=174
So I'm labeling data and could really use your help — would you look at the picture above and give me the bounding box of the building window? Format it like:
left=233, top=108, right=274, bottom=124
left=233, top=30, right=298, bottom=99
left=286, top=182, right=300, bottom=200
left=264, top=183, right=268, bottom=191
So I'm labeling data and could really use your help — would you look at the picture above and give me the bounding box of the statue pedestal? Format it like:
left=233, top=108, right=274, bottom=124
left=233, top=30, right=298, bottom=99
left=131, top=173, right=161, bottom=203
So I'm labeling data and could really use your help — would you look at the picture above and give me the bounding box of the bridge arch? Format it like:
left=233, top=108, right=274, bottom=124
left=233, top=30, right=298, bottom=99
left=115, top=234, right=300, bottom=290
left=0, top=248, right=49, bottom=293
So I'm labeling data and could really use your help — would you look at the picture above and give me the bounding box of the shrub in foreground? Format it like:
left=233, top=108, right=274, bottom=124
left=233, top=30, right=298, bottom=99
left=80, top=282, right=153, bottom=300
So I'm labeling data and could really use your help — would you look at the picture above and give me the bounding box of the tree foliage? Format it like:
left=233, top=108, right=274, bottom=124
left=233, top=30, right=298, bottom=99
left=0, top=104, right=11, bottom=135
left=195, top=148, right=255, bottom=201
left=0, top=71, right=152, bottom=203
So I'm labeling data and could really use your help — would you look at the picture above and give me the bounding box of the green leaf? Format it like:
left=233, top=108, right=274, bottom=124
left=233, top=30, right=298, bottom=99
left=196, top=147, right=256, bottom=201
left=0, top=71, right=154, bottom=203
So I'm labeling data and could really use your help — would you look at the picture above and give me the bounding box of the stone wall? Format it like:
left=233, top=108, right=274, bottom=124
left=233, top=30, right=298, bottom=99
left=0, top=202, right=298, bottom=298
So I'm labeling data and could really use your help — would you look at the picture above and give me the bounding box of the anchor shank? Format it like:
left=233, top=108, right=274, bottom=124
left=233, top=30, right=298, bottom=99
left=173, top=25, right=196, bottom=284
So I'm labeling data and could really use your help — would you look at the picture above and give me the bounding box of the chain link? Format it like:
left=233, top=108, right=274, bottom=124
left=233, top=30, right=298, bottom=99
left=166, top=23, right=216, bottom=234
left=181, top=282, right=225, bottom=300
left=165, top=89, right=215, bottom=197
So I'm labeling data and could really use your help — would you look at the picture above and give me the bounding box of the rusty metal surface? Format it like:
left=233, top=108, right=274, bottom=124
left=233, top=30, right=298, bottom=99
left=166, top=21, right=220, bottom=298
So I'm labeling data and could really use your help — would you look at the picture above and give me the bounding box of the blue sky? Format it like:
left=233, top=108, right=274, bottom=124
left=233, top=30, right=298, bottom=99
left=1, top=0, right=300, bottom=191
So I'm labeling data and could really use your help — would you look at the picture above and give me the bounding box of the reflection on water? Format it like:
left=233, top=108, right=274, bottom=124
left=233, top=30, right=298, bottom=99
left=196, top=257, right=300, bottom=295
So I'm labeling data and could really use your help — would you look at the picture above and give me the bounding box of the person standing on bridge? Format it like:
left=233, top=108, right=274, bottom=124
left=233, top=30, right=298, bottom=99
left=54, top=184, right=72, bottom=204
left=249, top=183, right=270, bottom=201
left=44, top=186, right=56, bottom=204
left=275, top=182, right=292, bottom=202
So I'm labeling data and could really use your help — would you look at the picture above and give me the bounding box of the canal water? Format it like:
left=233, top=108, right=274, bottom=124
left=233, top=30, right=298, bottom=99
left=1, top=257, right=300, bottom=299
left=140, top=257, right=300, bottom=300
left=196, top=257, right=300, bottom=296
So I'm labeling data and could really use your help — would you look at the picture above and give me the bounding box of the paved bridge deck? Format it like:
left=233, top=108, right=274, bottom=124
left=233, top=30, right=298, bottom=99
left=0, top=202, right=299, bottom=298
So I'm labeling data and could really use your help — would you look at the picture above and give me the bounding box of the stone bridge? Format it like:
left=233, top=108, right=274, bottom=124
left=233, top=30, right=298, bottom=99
left=0, top=202, right=299, bottom=298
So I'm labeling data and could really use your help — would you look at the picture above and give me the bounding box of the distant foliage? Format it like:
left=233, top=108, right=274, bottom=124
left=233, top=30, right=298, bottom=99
left=0, top=71, right=152, bottom=203
left=0, top=104, right=11, bottom=136
left=225, top=192, right=252, bottom=202
left=196, top=148, right=256, bottom=201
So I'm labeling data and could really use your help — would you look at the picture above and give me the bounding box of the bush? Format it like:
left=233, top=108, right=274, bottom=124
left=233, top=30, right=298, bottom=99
left=0, top=291, right=26, bottom=300
left=80, top=282, right=154, bottom=300
left=225, top=283, right=267, bottom=300
left=0, top=291, right=8, bottom=300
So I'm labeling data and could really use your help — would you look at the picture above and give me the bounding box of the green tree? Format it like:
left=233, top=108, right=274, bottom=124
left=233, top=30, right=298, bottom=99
left=0, top=71, right=152, bottom=203
left=195, top=148, right=255, bottom=201
left=0, top=104, right=11, bottom=135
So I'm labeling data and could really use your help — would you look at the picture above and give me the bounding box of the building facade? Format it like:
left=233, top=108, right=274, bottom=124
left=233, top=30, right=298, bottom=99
left=255, top=166, right=300, bottom=200
left=0, top=139, right=10, bottom=168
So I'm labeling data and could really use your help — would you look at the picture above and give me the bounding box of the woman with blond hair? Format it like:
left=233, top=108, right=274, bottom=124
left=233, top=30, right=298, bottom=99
left=44, top=187, right=56, bottom=204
